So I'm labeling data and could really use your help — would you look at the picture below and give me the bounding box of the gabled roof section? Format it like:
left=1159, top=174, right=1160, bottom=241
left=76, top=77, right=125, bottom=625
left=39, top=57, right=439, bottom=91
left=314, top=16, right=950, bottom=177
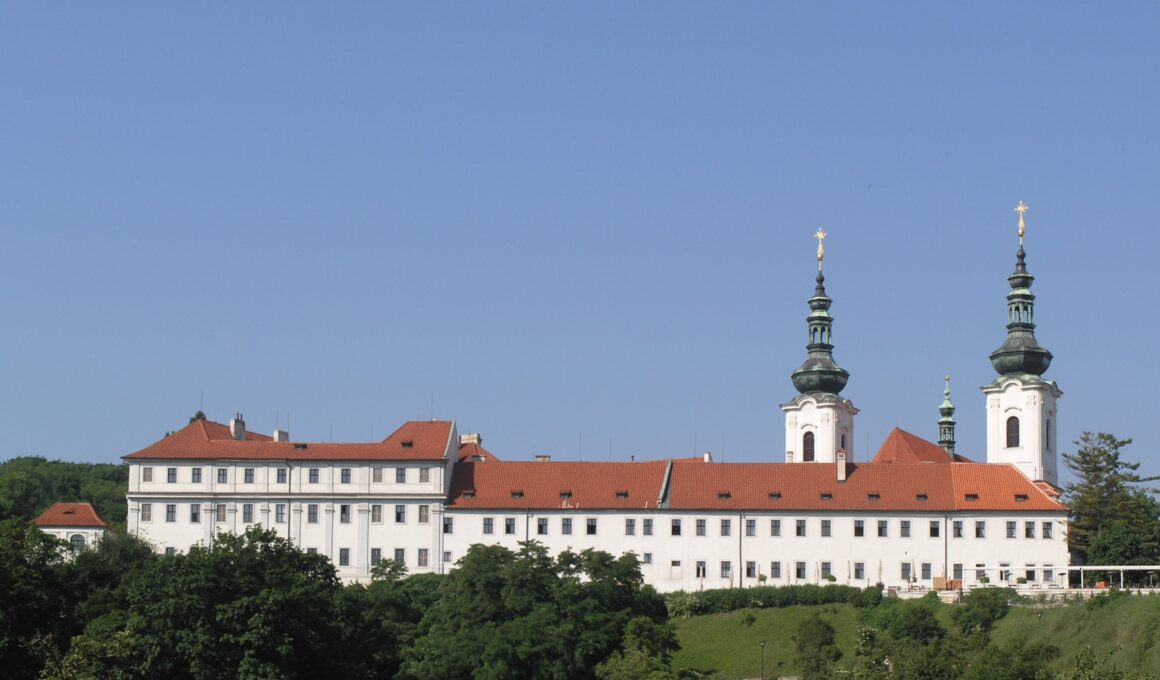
left=447, top=461, right=668, bottom=510
left=123, top=419, right=454, bottom=462
left=872, top=428, right=958, bottom=463
left=458, top=442, right=499, bottom=462
left=33, top=502, right=108, bottom=528
left=667, top=458, right=1066, bottom=512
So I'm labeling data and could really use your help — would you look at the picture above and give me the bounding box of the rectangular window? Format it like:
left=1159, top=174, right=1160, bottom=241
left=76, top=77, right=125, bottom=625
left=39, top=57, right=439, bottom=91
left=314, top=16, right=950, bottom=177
left=821, top=519, right=832, bottom=537
left=395, top=505, right=406, bottom=523
left=276, top=468, right=287, bottom=484
left=537, top=517, right=548, bottom=535
left=720, top=519, right=731, bottom=537
left=746, top=561, right=757, bottom=578
left=394, top=548, right=405, bottom=564
left=1043, top=565, right=1054, bottom=582
left=625, top=518, right=636, bottom=536
left=505, top=517, right=516, bottom=535
left=795, top=561, right=806, bottom=579
left=1025, top=521, right=1036, bottom=538
left=395, top=468, right=406, bottom=483
left=192, top=468, right=201, bottom=483
left=642, top=552, right=652, bottom=565
left=419, top=505, right=430, bottom=524
left=143, top=467, right=153, bottom=482
left=878, top=520, right=888, bottom=537
left=190, top=504, right=201, bottom=523
left=307, top=504, right=319, bottom=523
left=309, top=468, right=320, bottom=484
left=771, top=519, right=781, bottom=537
left=420, top=468, right=430, bottom=483
left=371, top=548, right=382, bottom=566
left=416, top=548, right=429, bottom=567
left=372, top=467, right=383, bottom=483
left=587, top=518, right=598, bottom=535
left=242, top=503, right=253, bottom=523
left=746, top=519, right=756, bottom=537
left=821, top=561, right=832, bottom=579
left=1025, top=567, right=1036, bottom=582
left=1043, top=522, right=1053, bottom=539
left=921, top=563, right=932, bottom=580
left=696, top=560, right=707, bottom=578
left=166, top=504, right=176, bottom=522
left=341, top=468, right=351, bottom=484
left=167, top=467, right=177, bottom=483
left=215, top=503, right=226, bottom=523
left=901, top=562, right=912, bottom=580
left=953, top=563, right=964, bottom=580
left=1000, top=563, right=1011, bottom=581
left=721, top=561, right=732, bottom=579
left=444, top=516, right=454, bottom=534
left=562, top=518, right=573, bottom=535
left=140, top=503, right=153, bottom=522
left=1007, top=521, right=1017, bottom=539
left=643, top=519, right=653, bottom=536
left=975, top=521, right=986, bottom=538
left=371, top=504, right=382, bottom=523
left=854, top=562, right=865, bottom=579
left=930, top=520, right=940, bottom=538
left=671, top=519, right=682, bottom=536
left=340, top=504, right=351, bottom=524
left=901, top=520, right=911, bottom=538
left=976, top=564, right=987, bottom=581
left=217, top=468, right=228, bottom=483
left=953, top=520, right=963, bottom=538
left=275, top=504, right=286, bottom=523
left=696, top=519, right=706, bottom=536
left=796, top=519, right=806, bottom=537
left=771, top=561, right=782, bottom=579
left=483, top=517, right=494, bottom=534
left=244, top=468, right=255, bottom=484
left=443, top=551, right=452, bottom=563
left=339, top=548, right=350, bottom=567
left=164, top=546, right=176, bottom=556
left=854, top=519, right=864, bottom=537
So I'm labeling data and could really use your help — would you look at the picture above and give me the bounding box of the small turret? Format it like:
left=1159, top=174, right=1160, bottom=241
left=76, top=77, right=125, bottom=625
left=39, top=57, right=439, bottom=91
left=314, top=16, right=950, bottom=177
left=938, top=375, right=956, bottom=454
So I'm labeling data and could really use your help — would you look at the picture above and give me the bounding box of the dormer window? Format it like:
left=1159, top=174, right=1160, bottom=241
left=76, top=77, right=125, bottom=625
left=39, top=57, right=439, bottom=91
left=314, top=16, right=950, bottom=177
left=294, top=443, right=308, bottom=450
left=559, top=491, right=572, bottom=500
left=1015, top=494, right=1029, bottom=502
left=402, top=440, right=414, bottom=448
left=916, top=494, right=928, bottom=502
left=768, top=492, right=782, bottom=500
left=965, top=494, right=979, bottom=502
left=867, top=493, right=880, bottom=501
left=615, top=490, right=629, bottom=499
left=463, top=489, right=476, bottom=499
left=820, top=492, right=832, bottom=500
left=718, top=492, right=731, bottom=500
left=510, top=490, right=524, bottom=499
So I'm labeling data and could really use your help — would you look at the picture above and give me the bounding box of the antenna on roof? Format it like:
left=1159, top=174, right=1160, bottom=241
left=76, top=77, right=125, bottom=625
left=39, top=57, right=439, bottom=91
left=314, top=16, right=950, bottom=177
left=608, top=436, right=612, bottom=462
left=579, top=432, right=583, bottom=462
left=430, top=392, right=435, bottom=420
left=329, top=424, right=333, bottom=443
left=199, top=388, right=204, bottom=411
left=721, top=432, right=725, bottom=463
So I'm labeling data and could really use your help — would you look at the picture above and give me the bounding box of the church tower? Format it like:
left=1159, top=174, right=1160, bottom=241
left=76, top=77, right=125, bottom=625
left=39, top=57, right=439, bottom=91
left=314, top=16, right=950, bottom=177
left=981, top=202, right=1062, bottom=485
left=938, top=375, right=956, bottom=454
left=782, top=230, right=858, bottom=463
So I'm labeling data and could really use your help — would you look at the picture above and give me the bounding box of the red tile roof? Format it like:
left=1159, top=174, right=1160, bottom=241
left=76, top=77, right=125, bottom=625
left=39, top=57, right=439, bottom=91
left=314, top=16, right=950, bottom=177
left=33, top=502, right=108, bottom=528
left=872, top=428, right=972, bottom=463
left=458, top=442, right=499, bottom=462
left=123, top=419, right=454, bottom=461
left=666, top=457, right=1064, bottom=512
left=447, top=460, right=668, bottom=510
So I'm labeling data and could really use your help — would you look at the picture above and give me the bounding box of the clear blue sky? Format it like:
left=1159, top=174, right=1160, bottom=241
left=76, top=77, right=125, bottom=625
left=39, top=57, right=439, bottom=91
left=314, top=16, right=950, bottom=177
left=2, top=4, right=1158, bottom=483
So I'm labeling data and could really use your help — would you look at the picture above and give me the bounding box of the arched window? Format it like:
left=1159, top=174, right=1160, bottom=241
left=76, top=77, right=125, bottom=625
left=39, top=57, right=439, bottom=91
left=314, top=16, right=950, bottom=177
left=840, top=433, right=847, bottom=451
left=69, top=534, right=85, bottom=550
left=1006, top=416, right=1020, bottom=448
left=1045, top=419, right=1050, bottom=450
left=802, top=432, right=815, bottom=462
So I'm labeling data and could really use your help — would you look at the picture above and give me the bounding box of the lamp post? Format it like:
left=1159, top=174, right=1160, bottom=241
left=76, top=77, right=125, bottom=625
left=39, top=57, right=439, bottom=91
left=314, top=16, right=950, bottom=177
left=759, top=640, right=766, bottom=680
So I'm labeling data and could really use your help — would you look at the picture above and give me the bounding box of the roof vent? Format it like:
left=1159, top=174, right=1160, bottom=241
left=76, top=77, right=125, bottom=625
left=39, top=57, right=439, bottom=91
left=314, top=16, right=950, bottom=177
left=965, top=493, right=979, bottom=502
left=230, top=413, right=246, bottom=441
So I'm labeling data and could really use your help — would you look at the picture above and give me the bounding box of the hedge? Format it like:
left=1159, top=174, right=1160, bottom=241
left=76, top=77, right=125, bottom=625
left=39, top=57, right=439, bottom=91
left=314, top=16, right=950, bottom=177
left=664, top=584, right=881, bottom=618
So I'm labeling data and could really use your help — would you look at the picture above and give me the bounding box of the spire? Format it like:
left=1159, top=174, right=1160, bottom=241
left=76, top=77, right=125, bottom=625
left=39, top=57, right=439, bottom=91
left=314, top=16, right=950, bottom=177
left=989, top=201, right=1053, bottom=377
left=938, top=374, right=956, bottom=453
left=791, top=229, right=849, bottom=395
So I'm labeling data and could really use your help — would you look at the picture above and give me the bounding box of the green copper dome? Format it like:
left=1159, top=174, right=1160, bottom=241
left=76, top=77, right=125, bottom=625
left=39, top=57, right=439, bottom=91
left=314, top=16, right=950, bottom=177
left=989, top=244, right=1053, bottom=377
left=791, top=270, right=850, bottom=395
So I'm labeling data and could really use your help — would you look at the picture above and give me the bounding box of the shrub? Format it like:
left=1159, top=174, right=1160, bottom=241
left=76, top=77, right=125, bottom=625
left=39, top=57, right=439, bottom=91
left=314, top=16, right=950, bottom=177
left=662, top=584, right=861, bottom=617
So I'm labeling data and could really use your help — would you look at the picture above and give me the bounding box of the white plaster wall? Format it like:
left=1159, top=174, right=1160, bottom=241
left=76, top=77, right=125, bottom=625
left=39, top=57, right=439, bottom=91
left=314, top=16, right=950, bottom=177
left=984, top=379, right=1061, bottom=485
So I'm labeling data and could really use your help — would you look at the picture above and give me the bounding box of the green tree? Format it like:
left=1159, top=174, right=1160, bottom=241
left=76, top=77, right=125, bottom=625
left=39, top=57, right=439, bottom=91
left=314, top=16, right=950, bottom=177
left=793, top=615, right=841, bottom=680
left=963, top=637, right=1058, bottom=680
left=1063, top=432, right=1160, bottom=561
left=952, top=587, right=1013, bottom=634
left=0, top=519, right=71, bottom=679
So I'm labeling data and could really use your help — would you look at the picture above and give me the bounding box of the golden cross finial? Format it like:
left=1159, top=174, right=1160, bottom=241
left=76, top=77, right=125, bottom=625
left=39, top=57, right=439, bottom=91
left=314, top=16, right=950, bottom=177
left=815, top=228, right=827, bottom=270
left=1014, top=201, right=1028, bottom=244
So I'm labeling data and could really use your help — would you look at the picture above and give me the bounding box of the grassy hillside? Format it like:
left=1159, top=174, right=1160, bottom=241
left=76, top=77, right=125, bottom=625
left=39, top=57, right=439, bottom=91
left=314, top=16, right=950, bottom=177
left=672, top=591, right=1160, bottom=679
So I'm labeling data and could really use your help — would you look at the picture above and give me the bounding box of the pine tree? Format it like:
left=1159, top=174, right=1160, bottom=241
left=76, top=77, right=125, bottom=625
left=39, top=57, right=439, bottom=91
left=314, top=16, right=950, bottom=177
left=1062, top=432, right=1160, bottom=561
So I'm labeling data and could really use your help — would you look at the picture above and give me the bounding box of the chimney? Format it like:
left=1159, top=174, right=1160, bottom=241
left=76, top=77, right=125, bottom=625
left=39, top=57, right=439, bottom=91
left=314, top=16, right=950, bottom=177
left=787, top=450, right=794, bottom=463
left=273, top=429, right=289, bottom=443
left=459, top=433, right=482, bottom=446
left=836, top=449, right=848, bottom=482
left=534, top=454, right=551, bottom=463
left=703, top=451, right=713, bottom=463
left=230, top=413, right=246, bottom=441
